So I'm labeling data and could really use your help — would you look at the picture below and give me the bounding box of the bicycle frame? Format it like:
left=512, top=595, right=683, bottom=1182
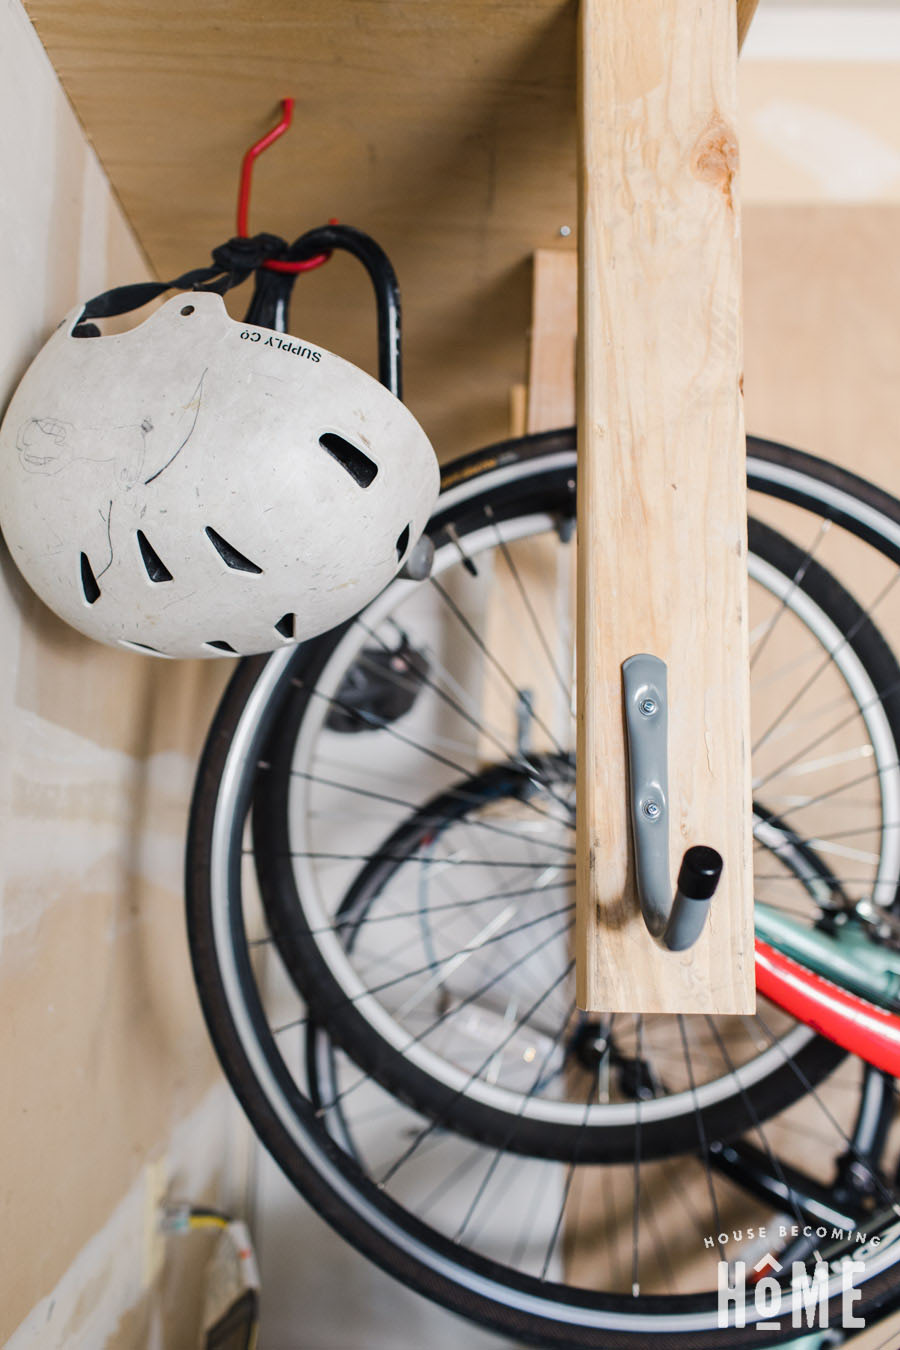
left=715, top=916, right=900, bottom=1350
left=756, top=937, right=900, bottom=1077
left=756, top=901, right=900, bottom=1076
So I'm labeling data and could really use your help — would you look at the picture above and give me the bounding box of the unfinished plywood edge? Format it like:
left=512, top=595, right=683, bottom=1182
left=576, top=0, right=754, bottom=1014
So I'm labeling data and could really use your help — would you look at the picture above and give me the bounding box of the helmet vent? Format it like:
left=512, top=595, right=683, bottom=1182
left=396, top=524, right=411, bottom=560
left=136, top=530, right=173, bottom=583
left=205, top=527, right=263, bottom=574
left=319, top=433, right=378, bottom=488
left=275, top=613, right=295, bottom=640
left=80, top=552, right=101, bottom=605
left=119, top=640, right=163, bottom=655
left=206, top=640, right=237, bottom=653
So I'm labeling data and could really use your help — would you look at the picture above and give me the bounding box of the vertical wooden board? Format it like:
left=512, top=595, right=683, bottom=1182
left=576, top=0, right=754, bottom=1013
left=528, top=249, right=578, bottom=434
left=509, top=382, right=528, bottom=438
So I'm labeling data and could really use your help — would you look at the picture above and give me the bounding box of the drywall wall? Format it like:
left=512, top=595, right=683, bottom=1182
left=0, top=2, right=238, bottom=1344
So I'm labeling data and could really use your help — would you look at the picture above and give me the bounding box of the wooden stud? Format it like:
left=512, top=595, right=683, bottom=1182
left=576, top=0, right=754, bottom=1014
left=509, top=383, right=528, bottom=439
left=527, top=249, right=578, bottom=434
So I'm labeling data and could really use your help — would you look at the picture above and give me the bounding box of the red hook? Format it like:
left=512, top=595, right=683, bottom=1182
left=236, top=98, right=332, bottom=274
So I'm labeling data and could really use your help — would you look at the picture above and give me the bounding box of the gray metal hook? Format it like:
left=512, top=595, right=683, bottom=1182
left=622, top=654, right=723, bottom=952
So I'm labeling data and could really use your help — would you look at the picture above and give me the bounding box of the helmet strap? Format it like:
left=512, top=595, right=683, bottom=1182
left=71, top=232, right=289, bottom=337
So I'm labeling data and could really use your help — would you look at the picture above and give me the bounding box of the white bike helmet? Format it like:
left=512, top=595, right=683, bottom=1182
left=0, top=231, right=439, bottom=658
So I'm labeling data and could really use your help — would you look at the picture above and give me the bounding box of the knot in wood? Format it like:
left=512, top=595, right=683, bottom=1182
left=691, top=114, right=738, bottom=211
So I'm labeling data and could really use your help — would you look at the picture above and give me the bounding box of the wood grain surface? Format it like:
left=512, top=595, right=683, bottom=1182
left=576, top=0, right=754, bottom=1013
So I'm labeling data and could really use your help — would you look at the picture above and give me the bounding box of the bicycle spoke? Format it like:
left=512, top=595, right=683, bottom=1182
left=429, top=575, right=570, bottom=760
left=287, top=767, right=575, bottom=854
left=455, top=1002, right=576, bottom=1244
left=303, top=680, right=576, bottom=827
left=260, top=848, right=575, bottom=868
left=311, top=916, right=575, bottom=1115
left=416, top=1145, right=495, bottom=1223
left=752, top=570, right=900, bottom=756
left=488, top=507, right=573, bottom=705
left=509, top=1164, right=558, bottom=1275
left=705, top=1016, right=823, bottom=1260
left=269, top=905, right=573, bottom=1048
left=750, top=518, right=831, bottom=673
left=352, top=620, right=532, bottom=772
left=677, top=1016, right=723, bottom=1254
left=749, top=1010, right=900, bottom=1219
left=539, top=1073, right=596, bottom=1280
left=758, top=762, right=896, bottom=823
left=377, top=962, right=575, bottom=1186
left=309, top=879, right=574, bottom=938
left=631, top=1015, right=644, bottom=1298
left=755, top=677, right=900, bottom=794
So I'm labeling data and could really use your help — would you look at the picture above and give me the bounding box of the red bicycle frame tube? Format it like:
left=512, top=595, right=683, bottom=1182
left=755, top=939, right=900, bottom=1076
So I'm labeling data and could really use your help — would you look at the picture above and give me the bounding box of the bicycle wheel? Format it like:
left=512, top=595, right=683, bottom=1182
left=250, top=434, right=900, bottom=1158
left=187, top=430, right=900, bottom=1345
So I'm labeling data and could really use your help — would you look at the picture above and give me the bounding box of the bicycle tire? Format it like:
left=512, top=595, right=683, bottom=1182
left=187, top=429, right=900, bottom=1346
left=251, top=441, right=900, bottom=1160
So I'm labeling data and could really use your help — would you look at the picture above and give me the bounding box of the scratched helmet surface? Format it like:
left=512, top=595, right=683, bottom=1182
left=0, top=292, right=439, bottom=658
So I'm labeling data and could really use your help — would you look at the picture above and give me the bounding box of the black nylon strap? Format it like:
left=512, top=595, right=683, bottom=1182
left=72, top=233, right=288, bottom=334
left=66, top=223, right=404, bottom=401
left=211, top=232, right=286, bottom=276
